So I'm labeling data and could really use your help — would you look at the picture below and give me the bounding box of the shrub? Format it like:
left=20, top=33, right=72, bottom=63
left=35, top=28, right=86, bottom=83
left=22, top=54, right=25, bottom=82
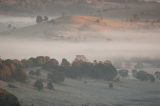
left=47, top=82, right=54, bottom=90
left=118, top=70, right=128, bottom=77
left=154, top=71, right=160, bottom=80
left=135, top=71, right=149, bottom=81
left=47, top=71, right=65, bottom=83
left=44, top=16, right=49, bottom=21
left=34, top=80, right=44, bottom=91
left=36, top=16, right=43, bottom=24
left=148, top=74, right=155, bottom=82
left=109, top=83, right=113, bottom=88
left=135, top=71, right=155, bottom=82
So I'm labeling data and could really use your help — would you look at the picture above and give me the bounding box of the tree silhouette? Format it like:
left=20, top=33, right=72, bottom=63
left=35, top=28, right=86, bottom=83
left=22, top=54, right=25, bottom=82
left=34, top=80, right=44, bottom=91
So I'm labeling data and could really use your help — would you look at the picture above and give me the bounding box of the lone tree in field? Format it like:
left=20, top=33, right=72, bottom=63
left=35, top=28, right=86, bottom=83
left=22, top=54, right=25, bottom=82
left=154, top=71, right=160, bottom=80
left=36, top=16, right=43, bottom=24
left=47, top=81, right=54, bottom=90
left=118, top=70, right=128, bottom=78
left=34, top=79, right=44, bottom=91
left=109, top=83, right=113, bottom=88
left=47, top=71, right=65, bottom=83
left=44, top=16, right=49, bottom=21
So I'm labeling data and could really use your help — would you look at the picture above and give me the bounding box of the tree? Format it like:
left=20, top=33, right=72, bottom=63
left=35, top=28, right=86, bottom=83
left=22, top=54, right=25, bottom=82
left=118, top=70, right=128, bottom=77
left=109, top=83, right=113, bottom=88
left=92, top=62, right=117, bottom=81
left=154, top=71, right=160, bottom=80
left=7, top=24, right=12, bottom=29
left=135, top=71, right=149, bottom=81
left=35, top=56, right=50, bottom=66
left=13, top=69, right=27, bottom=82
left=135, top=71, right=155, bottom=82
left=44, top=16, right=49, bottom=21
left=132, top=69, right=137, bottom=77
left=44, top=59, right=59, bottom=70
left=60, top=58, right=71, bottom=77
left=47, top=71, right=65, bottom=83
left=74, top=55, right=88, bottom=62
left=47, top=82, right=54, bottom=90
left=34, top=80, right=44, bottom=91
left=36, top=16, right=43, bottom=24
left=61, top=58, right=70, bottom=67
left=148, top=74, right=155, bottom=82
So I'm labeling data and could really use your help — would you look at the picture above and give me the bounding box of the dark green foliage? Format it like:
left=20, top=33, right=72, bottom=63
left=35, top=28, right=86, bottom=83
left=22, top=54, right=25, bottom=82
left=113, top=77, right=120, bottom=82
left=154, top=71, right=160, bottom=80
left=36, top=16, right=43, bottom=24
left=70, top=61, right=93, bottom=79
left=60, top=58, right=117, bottom=81
left=135, top=71, right=149, bottom=81
left=29, top=70, right=41, bottom=76
left=135, top=71, right=155, bottom=82
left=13, top=68, right=27, bottom=82
left=47, top=70, right=65, bottom=83
left=148, top=74, right=155, bottom=82
left=109, top=83, right=113, bottom=88
left=0, top=56, right=118, bottom=83
left=47, top=82, right=54, bottom=90
left=44, top=59, right=59, bottom=70
left=61, top=58, right=70, bottom=67
left=34, top=80, right=44, bottom=91
left=118, top=70, right=128, bottom=77
left=92, top=62, right=117, bottom=81
left=60, top=58, right=71, bottom=78
left=0, top=88, right=20, bottom=106
left=25, top=56, right=50, bottom=67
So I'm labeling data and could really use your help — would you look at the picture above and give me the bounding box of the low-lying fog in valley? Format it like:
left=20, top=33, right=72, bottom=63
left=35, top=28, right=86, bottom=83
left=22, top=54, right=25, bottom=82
left=1, top=1, right=160, bottom=106
left=0, top=16, right=160, bottom=61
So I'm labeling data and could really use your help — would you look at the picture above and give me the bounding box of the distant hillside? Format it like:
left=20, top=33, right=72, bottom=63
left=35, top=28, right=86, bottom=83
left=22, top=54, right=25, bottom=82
left=0, top=0, right=160, bottom=20
left=1, top=15, right=160, bottom=40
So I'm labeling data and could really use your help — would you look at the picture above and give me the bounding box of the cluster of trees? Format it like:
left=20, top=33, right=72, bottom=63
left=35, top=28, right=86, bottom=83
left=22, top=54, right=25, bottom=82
left=66, top=60, right=117, bottom=80
left=29, top=69, right=41, bottom=76
left=118, top=69, right=129, bottom=78
left=36, top=16, right=48, bottom=24
left=132, top=70, right=155, bottom=82
left=0, top=56, right=118, bottom=84
left=34, top=79, right=54, bottom=91
left=22, top=56, right=117, bottom=81
left=0, top=59, right=27, bottom=82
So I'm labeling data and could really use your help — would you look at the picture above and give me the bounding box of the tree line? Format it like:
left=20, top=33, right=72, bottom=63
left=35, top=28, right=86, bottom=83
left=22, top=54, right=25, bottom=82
left=26, top=55, right=118, bottom=81
left=0, top=56, right=118, bottom=83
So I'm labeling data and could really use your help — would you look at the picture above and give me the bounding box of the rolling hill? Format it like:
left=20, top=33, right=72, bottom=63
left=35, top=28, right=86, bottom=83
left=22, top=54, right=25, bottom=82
left=1, top=16, right=160, bottom=41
